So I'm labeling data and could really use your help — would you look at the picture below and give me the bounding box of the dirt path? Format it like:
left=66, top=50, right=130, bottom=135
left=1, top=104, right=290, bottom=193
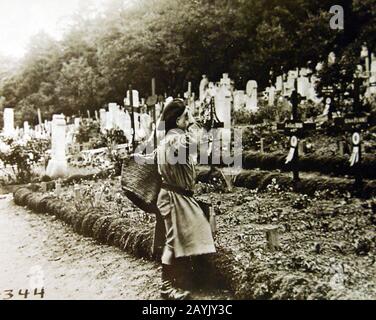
left=0, top=194, right=231, bottom=300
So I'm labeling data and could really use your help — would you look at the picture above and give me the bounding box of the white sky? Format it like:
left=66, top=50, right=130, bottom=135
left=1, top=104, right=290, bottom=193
left=0, top=0, right=109, bottom=59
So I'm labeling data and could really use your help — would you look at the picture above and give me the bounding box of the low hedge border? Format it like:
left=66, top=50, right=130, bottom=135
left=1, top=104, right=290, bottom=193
left=13, top=187, right=326, bottom=299
left=197, top=169, right=376, bottom=198
left=243, top=152, right=376, bottom=179
left=9, top=170, right=113, bottom=194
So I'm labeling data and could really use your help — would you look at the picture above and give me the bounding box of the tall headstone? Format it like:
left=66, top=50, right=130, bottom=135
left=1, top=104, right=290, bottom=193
left=215, top=76, right=232, bottom=145
left=267, top=86, right=276, bottom=107
left=233, top=90, right=246, bottom=111
left=65, top=125, right=75, bottom=147
left=371, top=53, right=376, bottom=76
left=115, top=104, right=122, bottom=128
left=245, top=80, right=258, bottom=112
left=284, top=77, right=295, bottom=97
left=118, top=110, right=126, bottom=133
left=199, top=75, right=209, bottom=102
left=370, top=53, right=376, bottom=95
left=106, top=111, right=112, bottom=130
left=276, top=76, right=283, bottom=92
left=46, top=114, right=68, bottom=178
left=37, top=108, right=42, bottom=126
left=35, top=125, right=41, bottom=139
left=23, top=121, right=30, bottom=136
left=283, top=69, right=299, bottom=97
left=124, top=111, right=132, bottom=143
left=46, top=121, right=52, bottom=135
left=135, top=113, right=149, bottom=141
left=140, top=113, right=152, bottom=139
left=108, top=103, right=118, bottom=128
left=99, top=109, right=106, bottom=131
left=3, top=108, right=14, bottom=136
left=298, top=76, right=310, bottom=98
left=131, top=111, right=141, bottom=142
left=308, top=75, right=320, bottom=102
left=74, top=117, right=81, bottom=130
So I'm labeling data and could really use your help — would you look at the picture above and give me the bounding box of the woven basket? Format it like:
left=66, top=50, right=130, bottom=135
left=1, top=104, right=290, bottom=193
left=121, top=153, right=162, bottom=214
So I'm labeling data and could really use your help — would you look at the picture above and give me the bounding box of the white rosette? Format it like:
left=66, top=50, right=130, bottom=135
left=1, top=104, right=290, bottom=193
left=349, top=132, right=360, bottom=167
left=285, top=135, right=298, bottom=164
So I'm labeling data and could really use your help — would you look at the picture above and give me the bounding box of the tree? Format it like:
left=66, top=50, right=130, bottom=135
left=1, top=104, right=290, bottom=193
left=55, top=57, right=105, bottom=115
left=0, top=0, right=375, bottom=121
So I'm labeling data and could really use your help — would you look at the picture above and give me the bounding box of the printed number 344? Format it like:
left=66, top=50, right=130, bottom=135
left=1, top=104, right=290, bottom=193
left=2, top=288, right=45, bottom=300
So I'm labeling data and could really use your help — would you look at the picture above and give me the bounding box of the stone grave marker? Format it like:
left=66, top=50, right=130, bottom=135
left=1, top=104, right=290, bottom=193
left=266, top=86, right=276, bottom=107
left=99, top=109, right=106, bottom=131
left=46, top=114, right=68, bottom=178
left=23, top=121, right=30, bottom=136
left=245, top=80, right=258, bottom=112
left=199, top=75, right=209, bottom=102
left=3, top=108, right=14, bottom=136
left=108, top=103, right=118, bottom=129
left=215, top=75, right=232, bottom=146
left=74, top=117, right=81, bottom=130
left=298, top=75, right=310, bottom=98
left=233, top=90, right=246, bottom=111
left=105, top=111, right=112, bottom=130
left=37, top=108, right=42, bottom=126
left=276, top=75, right=283, bottom=92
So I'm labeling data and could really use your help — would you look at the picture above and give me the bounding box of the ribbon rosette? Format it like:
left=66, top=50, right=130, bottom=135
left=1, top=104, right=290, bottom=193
left=349, top=132, right=360, bottom=167
left=286, top=135, right=298, bottom=164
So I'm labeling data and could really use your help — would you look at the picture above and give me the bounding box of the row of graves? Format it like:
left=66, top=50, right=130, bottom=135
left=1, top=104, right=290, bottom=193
left=0, top=50, right=343, bottom=154
left=2, top=108, right=53, bottom=141
left=276, top=46, right=376, bottom=194
left=0, top=82, right=181, bottom=179
left=196, top=45, right=375, bottom=194
left=1, top=45, right=375, bottom=188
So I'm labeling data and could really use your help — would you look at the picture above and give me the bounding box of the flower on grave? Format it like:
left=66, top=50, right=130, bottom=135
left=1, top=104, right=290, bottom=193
left=115, top=192, right=123, bottom=204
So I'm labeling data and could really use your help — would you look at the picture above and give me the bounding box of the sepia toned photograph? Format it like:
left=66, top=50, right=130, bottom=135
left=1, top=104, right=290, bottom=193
left=0, top=0, right=375, bottom=304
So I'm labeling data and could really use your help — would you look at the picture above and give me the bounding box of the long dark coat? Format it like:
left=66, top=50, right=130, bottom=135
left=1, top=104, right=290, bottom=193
left=152, top=128, right=216, bottom=259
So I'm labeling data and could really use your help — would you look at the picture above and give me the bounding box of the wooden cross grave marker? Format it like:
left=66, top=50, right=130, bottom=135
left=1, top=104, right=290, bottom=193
left=277, top=79, right=317, bottom=190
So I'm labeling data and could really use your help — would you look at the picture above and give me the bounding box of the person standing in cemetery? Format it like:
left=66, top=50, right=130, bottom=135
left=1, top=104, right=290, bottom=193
left=154, top=99, right=216, bottom=300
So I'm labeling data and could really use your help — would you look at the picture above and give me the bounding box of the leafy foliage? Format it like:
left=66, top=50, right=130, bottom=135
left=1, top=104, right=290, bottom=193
left=100, top=128, right=129, bottom=175
left=75, top=119, right=102, bottom=144
left=0, top=138, right=50, bottom=183
left=1, top=0, right=375, bottom=127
